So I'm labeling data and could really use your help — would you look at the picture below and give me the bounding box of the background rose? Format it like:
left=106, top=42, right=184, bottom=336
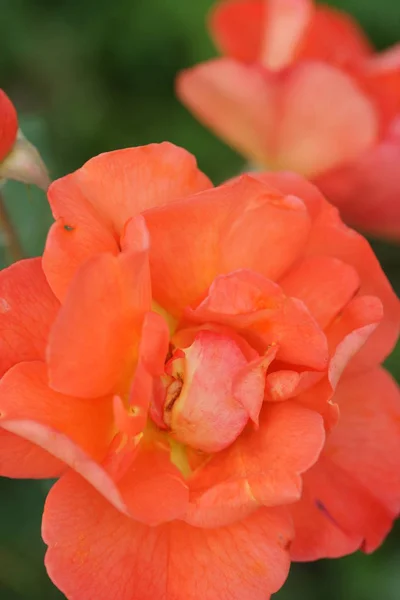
left=0, top=143, right=398, bottom=599
left=177, top=0, right=400, bottom=240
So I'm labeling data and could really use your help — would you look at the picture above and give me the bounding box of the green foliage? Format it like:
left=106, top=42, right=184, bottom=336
left=0, top=0, right=399, bottom=598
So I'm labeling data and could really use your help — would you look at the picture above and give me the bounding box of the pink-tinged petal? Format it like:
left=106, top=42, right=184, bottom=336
left=297, top=6, right=372, bottom=68
left=280, top=255, right=360, bottom=329
left=325, top=295, right=383, bottom=386
left=0, top=361, right=113, bottom=464
left=177, top=58, right=277, bottom=167
left=305, top=203, right=400, bottom=369
left=265, top=369, right=321, bottom=403
left=291, top=368, right=400, bottom=560
left=275, top=62, right=378, bottom=177
left=0, top=89, right=18, bottom=161
left=43, top=143, right=211, bottom=298
left=261, top=0, right=313, bottom=70
left=210, top=0, right=265, bottom=62
left=43, top=470, right=293, bottom=600
left=47, top=219, right=151, bottom=398
left=145, top=176, right=311, bottom=315
left=315, top=131, right=400, bottom=242
left=185, top=270, right=328, bottom=370
left=186, top=402, right=324, bottom=528
left=0, top=258, right=60, bottom=377
left=0, top=429, right=65, bottom=479
left=168, top=331, right=264, bottom=452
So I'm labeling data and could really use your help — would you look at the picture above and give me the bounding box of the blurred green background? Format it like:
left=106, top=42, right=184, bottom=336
left=0, top=0, right=399, bottom=598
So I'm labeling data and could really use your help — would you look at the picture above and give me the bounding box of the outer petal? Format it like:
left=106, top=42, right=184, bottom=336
left=305, top=203, right=400, bottom=369
left=185, top=402, right=324, bottom=527
left=291, top=368, right=400, bottom=560
left=0, top=258, right=59, bottom=377
left=0, top=89, right=18, bottom=161
left=47, top=218, right=151, bottom=398
left=247, top=171, right=399, bottom=367
left=43, top=471, right=293, bottom=600
left=0, top=429, right=65, bottom=479
left=43, top=143, right=211, bottom=299
left=279, top=256, right=359, bottom=329
left=145, top=175, right=311, bottom=315
left=0, top=362, right=113, bottom=472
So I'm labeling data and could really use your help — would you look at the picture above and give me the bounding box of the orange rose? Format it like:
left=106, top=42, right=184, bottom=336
left=0, top=88, right=49, bottom=189
left=0, top=143, right=399, bottom=599
left=177, top=0, right=400, bottom=240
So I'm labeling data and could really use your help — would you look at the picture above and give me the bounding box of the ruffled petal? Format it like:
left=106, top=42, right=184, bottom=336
left=184, top=269, right=328, bottom=370
left=145, top=176, right=311, bottom=315
left=43, top=143, right=211, bottom=298
left=305, top=203, right=400, bottom=369
left=185, top=401, right=324, bottom=527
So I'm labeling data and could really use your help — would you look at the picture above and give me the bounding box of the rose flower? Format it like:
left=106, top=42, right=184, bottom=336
left=0, top=143, right=399, bottom=600
left=0, top=88, right=49, bottom=190
left=177, top=0, right=400, bottom=241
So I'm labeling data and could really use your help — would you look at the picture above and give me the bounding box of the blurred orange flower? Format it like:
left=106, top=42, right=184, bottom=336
left=177, top=0, right=400, bottom=241
left=0, top=88, right=49, bottom=189
left=0, top=143, right=399, bottom=599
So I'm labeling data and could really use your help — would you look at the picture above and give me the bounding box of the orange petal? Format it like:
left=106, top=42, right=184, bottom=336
left=43, top=470, right=292, bottom=600
left=291, top=367, right=400, bottom=560
left=305, top=203, right=400, bottom=370
left=115, top=442, right=189, bottom=526
left=0, top=258, right=59, bottom=377
left=47, top=224, right=151, bottom=398
left=210, top=0, right=264, bottom=62
left=186, top=401, right=324, bottom=527
left=0, top=361, right=113, bottom=465
left=0, top=429, right=65, bottom=479
left=43, top=215, right=119, bottom=302
left=145, top=175, right=311, bottom=315
left=43, top=143, right=211, bottom=298
left=280, top=255, right=360, bottom=329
